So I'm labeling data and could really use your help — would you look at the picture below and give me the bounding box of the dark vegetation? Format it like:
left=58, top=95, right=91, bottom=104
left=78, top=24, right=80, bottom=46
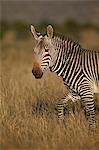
left=1, top=18, right=99, bottom=40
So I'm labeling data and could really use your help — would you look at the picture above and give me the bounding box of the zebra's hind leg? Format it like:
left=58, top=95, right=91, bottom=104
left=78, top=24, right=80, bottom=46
left=79, top=88, right=96, bottom=132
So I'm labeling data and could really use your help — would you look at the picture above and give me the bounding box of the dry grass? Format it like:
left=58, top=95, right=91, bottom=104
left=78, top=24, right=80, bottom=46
left=0, top=31, right=99, bottom=150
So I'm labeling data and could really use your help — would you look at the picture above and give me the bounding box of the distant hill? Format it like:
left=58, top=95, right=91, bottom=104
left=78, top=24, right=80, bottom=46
left=1, top=1, right=99, bottom=24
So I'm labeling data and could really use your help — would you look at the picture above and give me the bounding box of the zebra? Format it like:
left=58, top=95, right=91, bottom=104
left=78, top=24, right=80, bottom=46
left=31, top=25, right=99, bottom=131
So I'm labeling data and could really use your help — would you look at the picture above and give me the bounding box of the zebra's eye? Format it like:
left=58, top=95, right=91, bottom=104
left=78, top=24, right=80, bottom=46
left=43, top=44, right=49, bottom=52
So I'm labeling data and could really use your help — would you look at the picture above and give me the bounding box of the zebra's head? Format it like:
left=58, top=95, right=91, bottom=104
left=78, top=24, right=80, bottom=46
left=31, top=25, right=56, bottom=79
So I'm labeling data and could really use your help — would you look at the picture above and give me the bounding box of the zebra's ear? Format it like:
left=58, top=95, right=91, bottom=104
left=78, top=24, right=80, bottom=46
left=47, top=25, right=54, bottom=38
left=31, top=25, right=40, bottom=40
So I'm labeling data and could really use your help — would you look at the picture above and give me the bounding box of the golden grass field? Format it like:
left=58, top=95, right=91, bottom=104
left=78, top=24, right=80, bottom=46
left=0, top=30, right=99, bottom=150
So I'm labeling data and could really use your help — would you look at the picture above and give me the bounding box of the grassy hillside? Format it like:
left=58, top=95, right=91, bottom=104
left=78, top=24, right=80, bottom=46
left=0, top=31, right=99, bottom=150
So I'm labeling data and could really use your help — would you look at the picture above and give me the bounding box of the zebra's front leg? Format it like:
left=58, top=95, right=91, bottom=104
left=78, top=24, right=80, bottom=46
left=57, top=91, right=80, bottom=121
left=57, top=93, right=71, bottom=121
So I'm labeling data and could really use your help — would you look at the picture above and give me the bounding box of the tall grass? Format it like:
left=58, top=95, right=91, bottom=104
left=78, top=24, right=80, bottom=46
left=0, top=32, right=99, bottom=150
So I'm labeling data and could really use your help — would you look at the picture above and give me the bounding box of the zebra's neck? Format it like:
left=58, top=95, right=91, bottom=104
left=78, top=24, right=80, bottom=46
left=50, top=35, right=82, bottom=73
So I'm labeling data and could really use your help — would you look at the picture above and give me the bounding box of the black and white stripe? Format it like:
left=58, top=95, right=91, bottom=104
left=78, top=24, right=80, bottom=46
left=41, top=51, right=51, bottom=71
left=49, top=35, right=99, bottom=130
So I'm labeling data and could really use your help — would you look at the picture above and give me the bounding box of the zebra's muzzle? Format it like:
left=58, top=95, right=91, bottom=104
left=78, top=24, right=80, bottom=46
left=32, top=68, right=43, bottom=79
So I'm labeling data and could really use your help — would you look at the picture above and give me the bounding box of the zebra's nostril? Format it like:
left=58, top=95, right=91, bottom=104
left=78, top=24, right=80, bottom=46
left=32, top=68, right=43, bottom=79
left=32, top=69, right=34, bottom=74
left=32, top=69, right=36, bottom=76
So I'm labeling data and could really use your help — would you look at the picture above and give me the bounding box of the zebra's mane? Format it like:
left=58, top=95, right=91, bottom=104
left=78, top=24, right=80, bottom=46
left=51, top=33, right=83, bottom=54
left=53, top=33, right=98, bottom=53
left=53, top=33, right=81, bottom=48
